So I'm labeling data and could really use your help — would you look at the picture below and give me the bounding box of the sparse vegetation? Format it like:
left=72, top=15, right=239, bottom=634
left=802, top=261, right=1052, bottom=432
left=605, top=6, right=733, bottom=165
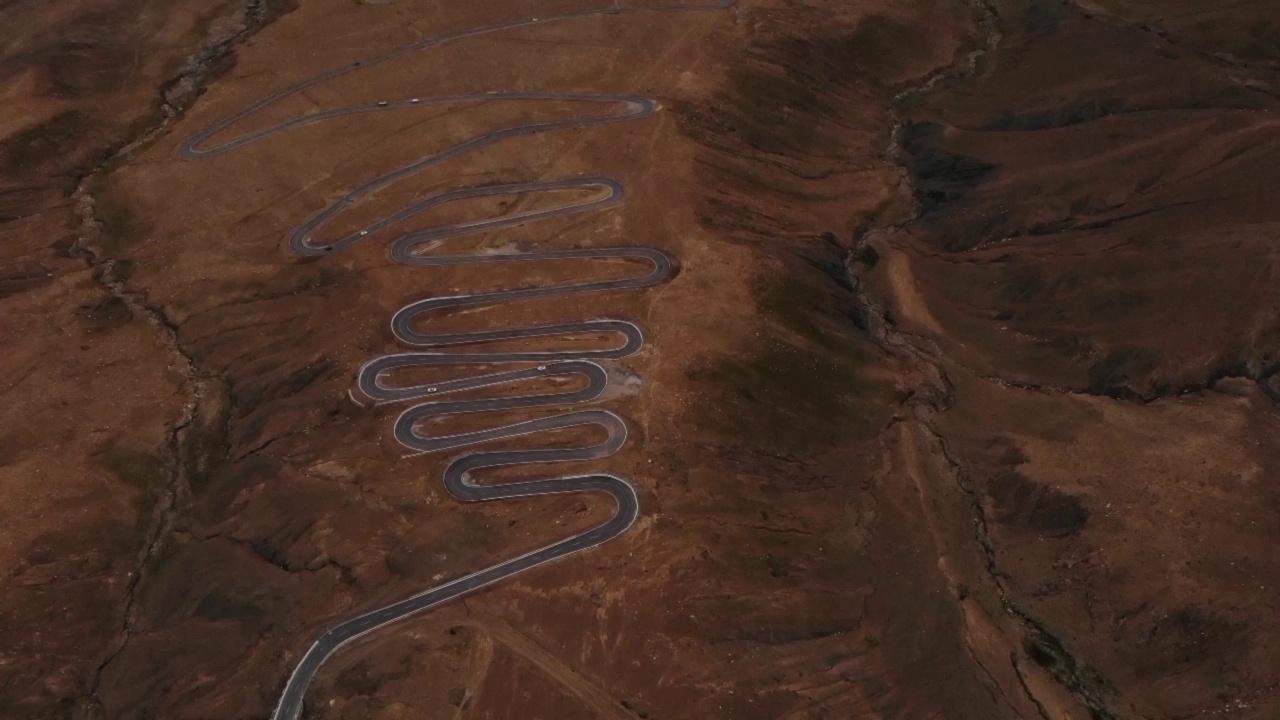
left=301, top=268, right=339, bottom=291
left=901, top=121, right=997, bottom=223
left=727, top=65, right=838, bottom=156
left=983, top=98, right=1129, bottom=132
left=1026, top=628, right=1119, bottom=720
left=104, top=440, right=167, bottom=538
left=81, top=295, right=133, bottom=328
left=1239, top=19, right=1280, bottom=62
left=1, top=111, right=92, bottom=176
left=717, top=14, right=923, bottom=158
left=96, top=194, right=144, bottom=258
left=701, top=153, right=815, bottom=199
left=1028, top=633, right=1070, bottom=671
left=851, top=245, right=880, bottom=268
left=835, top=14, right=921, bottom=76
left=688, top=267, right=893, bottom=453
left=184, top=395, right=230, bottom=496
left=109, top=257, right=135, bottom=282
left=105, top=441, right=166, bottom=492
left=143, top=533, right=185, bottom=575
left=1087, top=347, right=1161, bottom=397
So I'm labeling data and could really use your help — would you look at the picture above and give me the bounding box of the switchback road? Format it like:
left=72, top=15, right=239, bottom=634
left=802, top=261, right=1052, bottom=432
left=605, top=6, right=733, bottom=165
left=181, top=2, right=731, bottom=719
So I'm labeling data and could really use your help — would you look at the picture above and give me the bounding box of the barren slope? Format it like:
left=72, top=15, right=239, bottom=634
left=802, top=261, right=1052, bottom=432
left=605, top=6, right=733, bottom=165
left=76, top=0, right=1061, bottom=717
left=0, top=0, right=290, bottom=716
left=5, top=0, right=1278, bottom=719
left=852, top=0, right=1280, bottom=717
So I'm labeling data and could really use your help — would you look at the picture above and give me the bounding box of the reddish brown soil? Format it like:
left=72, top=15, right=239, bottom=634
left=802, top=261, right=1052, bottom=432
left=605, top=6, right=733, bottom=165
left=853, top=0, right=1280, bottom=718
left=3, top=0, right=1278, bottom=719
left=0, top=0, right=278, bottom=715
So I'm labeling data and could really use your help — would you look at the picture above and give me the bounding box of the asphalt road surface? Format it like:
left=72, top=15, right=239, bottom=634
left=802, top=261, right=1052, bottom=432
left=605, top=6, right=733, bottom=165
left=181, top=2, right=731, bottom=719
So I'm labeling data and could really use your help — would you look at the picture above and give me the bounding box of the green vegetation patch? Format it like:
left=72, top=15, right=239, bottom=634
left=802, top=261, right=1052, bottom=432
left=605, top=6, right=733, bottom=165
left=96, top=193, right=145, bottom=258
left=1, top=110, right=93, bottom=177
left=702, top=153, right=817, bottom=199
left=825, top=14, right=921, bottom=79
left=104, top=440, right=168, bottom=539
left=144, top=532, right=186, bottom=575
left=300, top=267, right=339, bottom=291
left=706, top=13, right=932, bottom=160
left=184, top=388, right=231, bottom=497
left=1087, top=347, right=1160, bottom=397
left=108, top=257, right=135, bottom=283
left=1025, top=623, right=1118, bottom=720
left=851, top=245, right=880, bottom=268
left=80, top=295, right=133, bottom=329
left=1239, top=19, right=1280, bottom=62
left=727, top=65, right=838, bottom=156
left=690, top=270, right=893, bottom=454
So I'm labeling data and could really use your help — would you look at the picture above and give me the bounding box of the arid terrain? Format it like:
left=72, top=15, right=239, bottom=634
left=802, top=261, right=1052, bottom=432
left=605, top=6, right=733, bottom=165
left=2, top=0, right=1278, bottom=719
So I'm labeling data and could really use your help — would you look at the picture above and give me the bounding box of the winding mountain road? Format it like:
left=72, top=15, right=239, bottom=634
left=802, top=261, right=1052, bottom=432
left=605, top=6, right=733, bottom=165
left=180, top=2, right=731, bottom=719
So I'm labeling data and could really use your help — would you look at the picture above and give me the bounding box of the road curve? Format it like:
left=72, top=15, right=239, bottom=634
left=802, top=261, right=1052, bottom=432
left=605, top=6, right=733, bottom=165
left=180, top=2, right=731, bottom=719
